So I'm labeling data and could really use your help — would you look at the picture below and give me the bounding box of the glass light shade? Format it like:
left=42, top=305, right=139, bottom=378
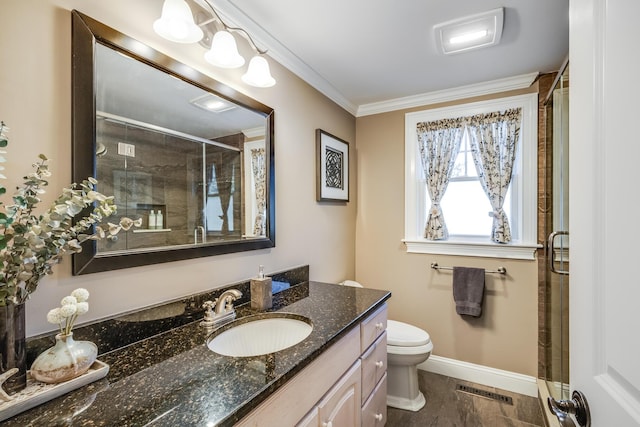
left=153, top=0, right=203, bottom=43
left=204, top=31, right=245, bottom=69
left=242, top=56, right=276, bottom=88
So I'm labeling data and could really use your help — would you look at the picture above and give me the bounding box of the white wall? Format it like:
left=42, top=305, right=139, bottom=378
left=1, top=0, right=356, bottom=335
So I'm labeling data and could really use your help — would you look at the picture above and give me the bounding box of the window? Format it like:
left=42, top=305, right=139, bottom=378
left=404, top=93, right=538, bottom=259
left=442, top=131, right=513, bottom=238
left=206, top=164, right=235, bottom=233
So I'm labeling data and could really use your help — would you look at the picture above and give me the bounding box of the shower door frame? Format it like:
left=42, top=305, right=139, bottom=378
left=540, top=58, right=570, bottom=402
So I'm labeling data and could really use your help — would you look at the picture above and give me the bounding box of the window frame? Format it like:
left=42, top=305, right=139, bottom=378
left=403, top=93, right=540, bottom=260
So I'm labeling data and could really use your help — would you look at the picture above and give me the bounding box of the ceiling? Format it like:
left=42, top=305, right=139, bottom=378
left=210, top=0, right=569, bottom=115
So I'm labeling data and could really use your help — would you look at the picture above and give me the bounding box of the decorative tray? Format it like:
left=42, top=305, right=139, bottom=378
left=0, top=360, right=109, bottom=422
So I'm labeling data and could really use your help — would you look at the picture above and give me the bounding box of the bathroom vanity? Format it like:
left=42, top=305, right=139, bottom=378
left=3, top=279, right=390, bottom=426
left=238, top=304, right=388, bottom=426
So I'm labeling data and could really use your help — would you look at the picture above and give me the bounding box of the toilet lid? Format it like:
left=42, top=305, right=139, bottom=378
left=386, top=320, right=431, bottom=347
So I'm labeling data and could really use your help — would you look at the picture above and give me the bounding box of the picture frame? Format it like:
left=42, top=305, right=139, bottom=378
left=316, top=129, right=349, bottom=202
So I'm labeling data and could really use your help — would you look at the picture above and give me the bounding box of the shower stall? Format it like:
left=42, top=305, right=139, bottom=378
left=94, top=113, right=246, bottom=253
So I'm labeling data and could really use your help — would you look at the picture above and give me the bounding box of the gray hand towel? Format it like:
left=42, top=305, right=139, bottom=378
left=452, top=267, right=485, bottom=317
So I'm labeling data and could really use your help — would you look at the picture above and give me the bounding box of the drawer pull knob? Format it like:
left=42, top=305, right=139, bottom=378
left=322, top=422, right=333, bottom=427
left=375, top=361, right=384, bottom=368
left=375, top=413, right=383, bottom=421
left=375, top=322, right=384, bottom=330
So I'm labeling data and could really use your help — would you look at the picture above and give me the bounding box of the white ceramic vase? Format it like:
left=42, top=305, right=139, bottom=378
left=30, top=332, right=97, bottom=384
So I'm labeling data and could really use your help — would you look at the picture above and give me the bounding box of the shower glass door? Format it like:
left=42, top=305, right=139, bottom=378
left=544, top=63, right=570, bottom=401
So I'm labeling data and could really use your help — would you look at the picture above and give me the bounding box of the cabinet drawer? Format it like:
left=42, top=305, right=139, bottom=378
left=361, top=332, right=387, bottom=404
left=360, top=304, right=387, bottom=353
left=362, top=373, right=387, bottom=427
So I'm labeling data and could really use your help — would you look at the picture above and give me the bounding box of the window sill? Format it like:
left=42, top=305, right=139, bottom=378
left=402, top=238, right=541, bottom=260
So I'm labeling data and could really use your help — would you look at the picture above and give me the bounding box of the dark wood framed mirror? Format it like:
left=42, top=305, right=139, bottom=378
left=71, top=10, right=275, bottom=275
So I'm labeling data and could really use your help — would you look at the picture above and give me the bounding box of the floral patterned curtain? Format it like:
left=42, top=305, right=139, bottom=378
left=251, top=148, right=266, bottom=236
left=467, top=108, right=522, bottom=243
left=417, top=118, right=464, bottom=240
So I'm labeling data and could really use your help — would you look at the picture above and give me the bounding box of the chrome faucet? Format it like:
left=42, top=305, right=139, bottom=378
left=215, top=289, right=242, bottom=313
left=200, top=289, right=243, bottom=327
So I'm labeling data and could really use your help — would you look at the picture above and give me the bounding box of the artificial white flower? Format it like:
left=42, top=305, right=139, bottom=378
left=59, top=304, right=77, bottom=318
left=75, top=302, right=89, bottom=315
left=60, top=295, right=77, bottom=306
left=71, top=288, right=90, bottom=302
left=46, top=308, right=63, bottom=324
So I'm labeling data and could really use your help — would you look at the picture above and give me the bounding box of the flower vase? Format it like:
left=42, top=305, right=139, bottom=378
left=0, top=303, right=27, bottom=395
left=30, top=332, right=97, bottom=384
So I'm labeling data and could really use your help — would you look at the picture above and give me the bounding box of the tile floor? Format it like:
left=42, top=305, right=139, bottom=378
left=386, top=371, right=545, bottom=427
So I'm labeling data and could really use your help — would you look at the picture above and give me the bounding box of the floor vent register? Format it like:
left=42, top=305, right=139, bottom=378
left=455, top=384, right=514, bottom=405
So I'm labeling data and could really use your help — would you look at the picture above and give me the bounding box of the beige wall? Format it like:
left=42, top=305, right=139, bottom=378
left=1, top=0, right=356, bottom=335
left=355, top=86, right=540, bottom=377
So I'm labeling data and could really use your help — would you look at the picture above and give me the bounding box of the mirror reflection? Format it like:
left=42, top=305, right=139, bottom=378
left=95, top=43, right=267, bottom=252
left=71, top=11, right=275, bottom=274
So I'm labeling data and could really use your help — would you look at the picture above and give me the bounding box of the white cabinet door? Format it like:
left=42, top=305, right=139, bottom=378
left=296, top=407, right=319, bottom=427
left=318, top=361, right=361, bottom=427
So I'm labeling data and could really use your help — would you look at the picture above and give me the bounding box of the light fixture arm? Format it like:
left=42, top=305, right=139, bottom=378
left=201, top=0, right=268, bottom=55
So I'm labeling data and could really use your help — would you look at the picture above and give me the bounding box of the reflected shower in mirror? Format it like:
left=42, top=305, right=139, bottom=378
left=72, top=11, right=275, bottom=275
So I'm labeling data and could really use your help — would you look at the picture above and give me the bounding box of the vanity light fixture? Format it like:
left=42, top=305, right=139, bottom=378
left=242, top=56, right=276, bottom=88
left=153, top=0, right=204, bottom=43
left=204, top=30, right=245, bottom=68
left=434, top=8, right=504, bottom=55
left=153, top=0, right=276, bottom=87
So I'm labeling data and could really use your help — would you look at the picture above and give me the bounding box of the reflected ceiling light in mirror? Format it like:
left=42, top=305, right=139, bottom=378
left=153, top=0, right=204, bottom=43
left=434, top=8, right=504, bottom=55
left=190, top=94, right=237, bottom=113
left=154, top=0, right=276, bottom=87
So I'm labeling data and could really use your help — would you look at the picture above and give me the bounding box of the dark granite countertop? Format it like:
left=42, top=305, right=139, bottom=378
left=4, top=282, right=390, bottom=426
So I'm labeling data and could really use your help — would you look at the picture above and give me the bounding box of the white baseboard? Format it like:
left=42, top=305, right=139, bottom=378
left=418, top=355, right=538, bottom=398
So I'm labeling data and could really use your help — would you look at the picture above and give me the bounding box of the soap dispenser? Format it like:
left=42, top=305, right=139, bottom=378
left=250, top=265, right=272, bottom=310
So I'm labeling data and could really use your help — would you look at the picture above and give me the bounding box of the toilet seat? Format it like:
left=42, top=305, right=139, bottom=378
left=386, top=320, right=431, bottom=347
left=386, top=320, right=433, bottom=355
left=387, top=341, right=433, bottom=355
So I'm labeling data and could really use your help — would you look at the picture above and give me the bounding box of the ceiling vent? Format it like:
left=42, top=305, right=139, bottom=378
left=434, top=8, right=504, bottom=55
left=190, top=94, right=236, bottom=113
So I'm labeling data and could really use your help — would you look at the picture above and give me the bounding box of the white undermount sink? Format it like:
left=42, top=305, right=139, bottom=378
left=207, top=313, right=313, bottom=357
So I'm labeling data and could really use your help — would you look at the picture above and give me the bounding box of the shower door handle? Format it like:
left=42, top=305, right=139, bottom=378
left=548, top=231, right=569, bottom=275
left=548, top=390, right=591, bottom=427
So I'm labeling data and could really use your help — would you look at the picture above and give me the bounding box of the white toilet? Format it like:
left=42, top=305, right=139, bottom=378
left=340, top=281, right=433, bottom=412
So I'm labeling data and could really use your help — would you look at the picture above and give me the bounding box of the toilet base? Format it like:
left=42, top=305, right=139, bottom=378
left=387, top=390, right=426, bottom=411
left=386, top=361, right=427, bottom=411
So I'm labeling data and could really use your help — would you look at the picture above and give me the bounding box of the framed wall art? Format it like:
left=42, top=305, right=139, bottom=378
left=316, top=129, right=349, bottom=202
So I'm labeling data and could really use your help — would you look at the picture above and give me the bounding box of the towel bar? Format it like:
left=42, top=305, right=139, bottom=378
left=430, top=262, right=507, bottom=275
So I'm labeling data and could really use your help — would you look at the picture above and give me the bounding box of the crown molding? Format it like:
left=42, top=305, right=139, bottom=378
left=205, top=2, right=537, bottom=119
left=356, top=72, right=539, bottom=117
left=209, top=0, right=358, bottom=115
